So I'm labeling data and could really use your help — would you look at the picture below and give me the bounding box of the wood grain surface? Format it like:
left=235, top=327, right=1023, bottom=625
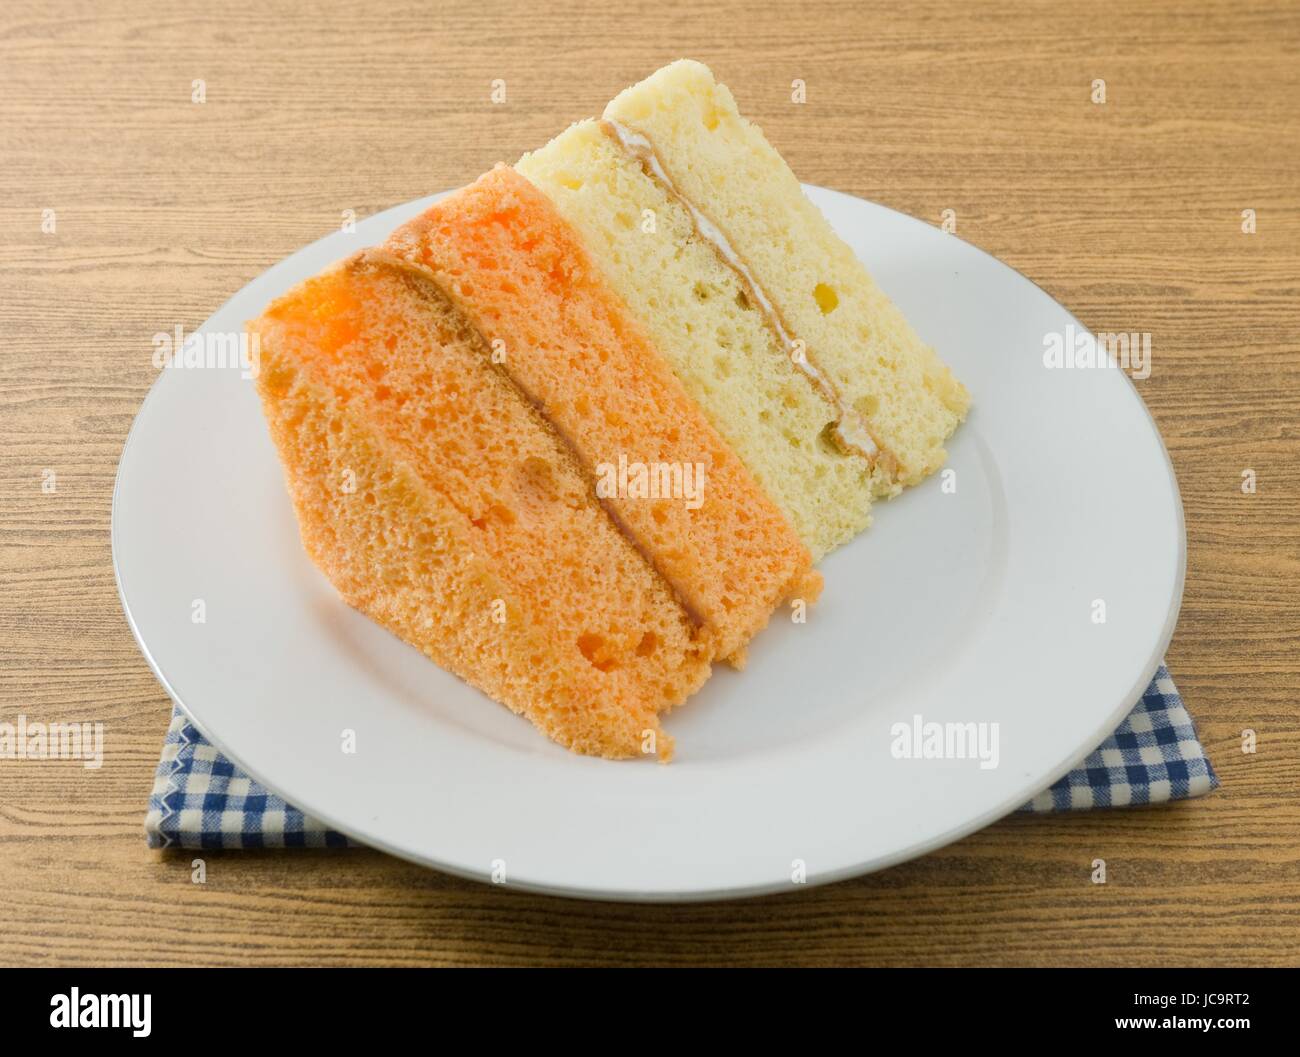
left=1, top=0, right=1297, bottom=967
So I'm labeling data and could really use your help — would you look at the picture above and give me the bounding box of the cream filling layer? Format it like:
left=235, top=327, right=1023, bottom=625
left=599, top=118, right=889, bottom=471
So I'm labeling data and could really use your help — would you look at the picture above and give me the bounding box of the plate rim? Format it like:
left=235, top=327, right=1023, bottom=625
left=112, top=184, right=1187, bottom=903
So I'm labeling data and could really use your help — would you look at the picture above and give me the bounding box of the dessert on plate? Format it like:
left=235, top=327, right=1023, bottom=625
left=249, top=60, right=968, bottom=759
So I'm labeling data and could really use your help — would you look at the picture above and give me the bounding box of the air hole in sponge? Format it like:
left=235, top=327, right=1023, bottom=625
left=516, top=456, right=559, bottom=499
left=813, top=283, right=839, bottom=314
left=854, top=394, right=880, bottom=419
left=636, top=631, right=658, bottom=657
left=577, top=632, right=620, bottom=672
left=511, top=456, right=565, bottom=521
left=470, top=503, right=516, bottom=530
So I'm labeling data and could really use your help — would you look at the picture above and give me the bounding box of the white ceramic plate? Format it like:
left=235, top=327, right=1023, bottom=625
left=113, top=186, right=1184, bottom=902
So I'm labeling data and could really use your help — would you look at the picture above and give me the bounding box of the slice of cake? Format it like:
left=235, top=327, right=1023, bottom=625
left=249, top=59, right=965, bottom=758
left=517, top=60, right=969, bottom=559
left=385, top=165, right=820, bottom=663
left=250, top=250, right=714, bottom=759
left=516, top=121, right=871, bottom=561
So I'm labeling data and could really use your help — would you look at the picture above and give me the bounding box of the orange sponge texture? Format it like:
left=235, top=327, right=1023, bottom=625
left=387, top=166, right=820, bottom=660
left=249, top=251, right=713, bottom=759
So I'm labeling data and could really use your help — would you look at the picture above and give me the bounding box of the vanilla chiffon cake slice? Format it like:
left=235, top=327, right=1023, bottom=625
left=596, top=60, right=969, bottom=522
left=386, top=165, right=820, bottom=663
left=249, top=249, right=714, bottom=760
left=517, top=120, right=874, bottom=561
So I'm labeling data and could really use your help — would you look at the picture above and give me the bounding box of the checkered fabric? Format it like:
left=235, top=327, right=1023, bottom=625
left=144, top=719, right=352, bottom=849
left=145, top=661, right=1217, bottom=848
left=1018, top=664, right=1218, bottom=812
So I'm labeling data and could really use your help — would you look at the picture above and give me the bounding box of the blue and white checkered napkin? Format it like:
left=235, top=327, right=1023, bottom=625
left=144, top=662, right=1217, bottom=848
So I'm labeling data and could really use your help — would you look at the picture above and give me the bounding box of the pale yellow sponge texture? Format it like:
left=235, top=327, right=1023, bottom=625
left=517, top=121, right=873, bottom=561
left=604, top=60, right=970, bottom=489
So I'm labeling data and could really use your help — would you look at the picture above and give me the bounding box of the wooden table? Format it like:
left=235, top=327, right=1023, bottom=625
left=2, top=0, right=1297, bottom=967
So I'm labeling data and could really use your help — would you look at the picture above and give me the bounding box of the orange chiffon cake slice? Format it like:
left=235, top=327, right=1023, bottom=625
left=249, top=249, right=715, bottom=759
left=386, top=165, right=820, bottom=663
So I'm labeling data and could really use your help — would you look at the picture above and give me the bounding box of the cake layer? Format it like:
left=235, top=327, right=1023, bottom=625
left=250, top=250, right=714, bottom=759
left=603, top=59, right=970, bottom=491
left=517, top=120, right=875, bottom=561
left=386, top=166, right=820, bottom=661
